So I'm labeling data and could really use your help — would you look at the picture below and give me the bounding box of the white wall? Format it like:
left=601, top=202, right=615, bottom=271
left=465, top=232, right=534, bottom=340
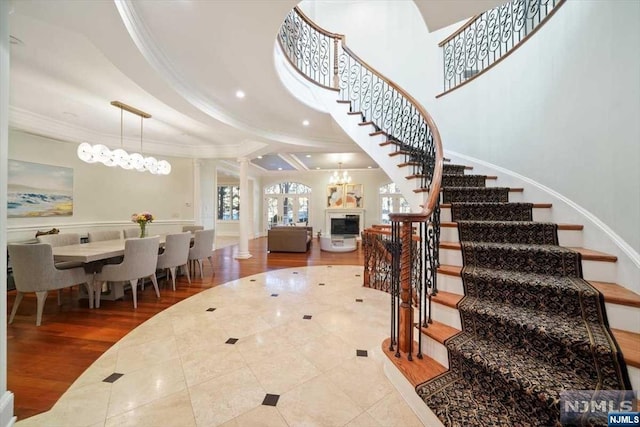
left=7, top=130, right=195, bottom=241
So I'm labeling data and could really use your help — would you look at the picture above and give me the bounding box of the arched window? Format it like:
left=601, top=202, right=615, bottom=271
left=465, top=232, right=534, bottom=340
left=264, top=182, right=312, bottom=228
left=379, top=182, right=409, bottom=224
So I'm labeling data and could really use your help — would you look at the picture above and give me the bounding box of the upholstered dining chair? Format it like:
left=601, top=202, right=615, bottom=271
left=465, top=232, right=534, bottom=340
left=92, top=236, right=160, bottom=309
left=156, top=232, right=191, bottom=290
left=8, top=243, right=93, bottom=326
left=182, top=225, right=204, bottom=233
left=88, top=230, right=121, bottom=242
left=188, top=229, right=215, bottom=279
left=123, top=228, right=141, bottom=239
left=37, top=233, right=83, bottom=269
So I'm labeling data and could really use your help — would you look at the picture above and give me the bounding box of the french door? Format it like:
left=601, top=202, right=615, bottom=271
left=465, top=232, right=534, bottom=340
left=265, top=195, right=309, bottom=229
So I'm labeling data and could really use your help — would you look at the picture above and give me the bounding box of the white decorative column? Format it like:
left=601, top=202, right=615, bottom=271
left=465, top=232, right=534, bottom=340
left=235, top=157, right=252, bottom=259
left=192, top=159, right=201, bottom=226
left=0, top=1, right=16, bottom=426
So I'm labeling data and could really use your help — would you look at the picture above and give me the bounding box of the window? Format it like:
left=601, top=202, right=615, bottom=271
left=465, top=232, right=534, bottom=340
left=217, top=185, right=240, bottom=220
left=264, top=182, right=311, bottom=228
left=379, top=182, right=409, bottom=224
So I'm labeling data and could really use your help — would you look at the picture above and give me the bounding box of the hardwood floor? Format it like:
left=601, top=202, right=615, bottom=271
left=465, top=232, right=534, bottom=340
left=6, top=236, right=364, bottom=419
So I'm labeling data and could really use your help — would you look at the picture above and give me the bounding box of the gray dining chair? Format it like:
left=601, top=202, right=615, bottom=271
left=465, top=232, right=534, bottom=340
left=123, top=228, right=141, bottom=239
left=92, top=236, right=160, bottom=309
left=156, top=232, right=191, bottom=290
left=8, top=243, right=93, bottom=326
left=37, top=233, right=84, bottom=269
left=88, top=230, right=121, bottom=242
left=182, top=225, right=204, bottom=233
left=188, top=229, right=215, bottom=278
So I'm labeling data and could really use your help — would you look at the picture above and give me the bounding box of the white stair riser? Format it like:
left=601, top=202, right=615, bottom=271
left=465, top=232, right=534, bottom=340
left=420, top=334, right=449, bottom=369
left=436, top=272, right=638, bottom=334
left=628, top=366, right=640, bottom=392
left=440, top=247, right=462, bottom=266
left=436, top=274, right=465, bottom=295
left=440, top=226, right=583, bottom=247
left=605, top=303, right=640, bottom=334
left=431, top=301, right=461, bottom=330
left=440, top=207, right=552, bottom=222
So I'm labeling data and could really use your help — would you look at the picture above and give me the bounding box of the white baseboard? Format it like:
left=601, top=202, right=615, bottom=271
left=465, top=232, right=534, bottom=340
left=0, top=391, right=15, bottom=427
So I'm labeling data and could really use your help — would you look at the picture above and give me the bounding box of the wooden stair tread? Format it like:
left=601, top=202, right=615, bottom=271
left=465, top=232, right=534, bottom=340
left=382, top=338, right=447, bottom=387
left=432, top=291, right=463, bottom=308
left=571, top=247, right=618, bottom=262
left=380, top=140, right=399, bottom=147
left=591, top=281, right=640, bottom=308
left=438, top=264, right=462, bottom=277
left=347, top=111, right=363, bottom=116
left=441, top=221, right=583, bottom=231
left=369, top=130, right=386, bottom=137
left=440, top=203, right=552, bottom=209
left=358, top=121, right=375, bottom=126
left=418, top=320, right=460, bottom=344
left=336, top=100, right=351, bottom=104
left=389, top=151, right=409, bottom=157
left=611, top=329, right=640, bottom=369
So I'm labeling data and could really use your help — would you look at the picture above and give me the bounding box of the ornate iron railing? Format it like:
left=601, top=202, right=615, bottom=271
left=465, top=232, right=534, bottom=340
left=439, top=0, right=566, bottom=94
left=278, top=7, right=443, bottom=359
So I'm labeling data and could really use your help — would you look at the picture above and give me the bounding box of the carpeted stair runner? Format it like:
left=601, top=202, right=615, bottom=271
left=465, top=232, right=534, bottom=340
left=416, top=164, right=631, bottom=427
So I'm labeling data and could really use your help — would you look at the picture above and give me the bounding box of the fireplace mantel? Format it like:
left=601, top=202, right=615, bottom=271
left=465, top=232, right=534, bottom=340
left=324, top=209, right=365, bottom=236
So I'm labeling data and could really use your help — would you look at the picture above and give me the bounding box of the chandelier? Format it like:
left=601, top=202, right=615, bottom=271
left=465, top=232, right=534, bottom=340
left=76, top=101, right=171, bottom=175
left=329, top=162, right=351, bottom=185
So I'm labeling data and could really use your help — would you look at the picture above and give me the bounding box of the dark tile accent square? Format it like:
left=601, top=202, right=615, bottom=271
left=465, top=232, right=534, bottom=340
left=303, top=315, right=312, bottom=320
left=262, top=393, right=280, bottom=406
left=355, top=274, right=361, bottom=277
left=318, top=283, right=325, bottom=286
left=355, top=299, right=363, bottom=302
left=103, top=373, right=124, bottom=383
left=225, top=338, right=238, bottom=345
left=327, top=265, right=332, bottom=268
left=206, top=307, right=216, bottom=312
left=271, top=293, right=278, bottom=297
left=356, top=349, right=368, bottom=357
left=250, top=279, right=256, bottom=282
left=292, top=272, right=298, bottom=274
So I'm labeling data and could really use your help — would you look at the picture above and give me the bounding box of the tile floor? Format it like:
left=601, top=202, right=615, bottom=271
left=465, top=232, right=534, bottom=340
left=15, top=265, right=423, bottom=427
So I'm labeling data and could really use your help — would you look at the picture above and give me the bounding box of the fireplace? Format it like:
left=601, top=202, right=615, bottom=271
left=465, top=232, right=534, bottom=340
left=325, top=209, right=364, bottom=236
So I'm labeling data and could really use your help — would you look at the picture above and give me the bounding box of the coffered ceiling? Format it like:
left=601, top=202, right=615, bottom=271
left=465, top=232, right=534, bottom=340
left=7, top=0, right=485, bottom=173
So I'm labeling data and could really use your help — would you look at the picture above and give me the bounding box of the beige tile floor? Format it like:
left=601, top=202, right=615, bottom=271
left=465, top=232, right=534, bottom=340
left=16, top=265, right=423, bottom=427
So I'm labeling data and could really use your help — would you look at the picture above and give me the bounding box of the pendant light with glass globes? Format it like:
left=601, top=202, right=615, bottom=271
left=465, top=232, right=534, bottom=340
left=77, top=101, right=171, bottom=175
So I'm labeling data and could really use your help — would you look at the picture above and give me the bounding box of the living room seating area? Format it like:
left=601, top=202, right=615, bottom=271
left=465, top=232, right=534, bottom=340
left=267, top=226, right=313, bottom=253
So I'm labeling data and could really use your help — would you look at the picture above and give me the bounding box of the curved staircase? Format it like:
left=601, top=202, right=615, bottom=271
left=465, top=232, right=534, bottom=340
left=414, top=162, right=637, bottom=426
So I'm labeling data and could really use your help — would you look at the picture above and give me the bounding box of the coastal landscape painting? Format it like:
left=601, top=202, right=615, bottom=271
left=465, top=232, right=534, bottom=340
left=8, top=160, right=73, bottom=218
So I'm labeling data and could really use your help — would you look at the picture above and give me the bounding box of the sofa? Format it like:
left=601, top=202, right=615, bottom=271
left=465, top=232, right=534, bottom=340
left=267, top=226, right=313, bottom=253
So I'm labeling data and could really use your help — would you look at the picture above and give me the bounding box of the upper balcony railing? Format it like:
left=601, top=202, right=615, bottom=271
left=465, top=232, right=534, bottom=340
left=439, top=0, right=566, bottom=95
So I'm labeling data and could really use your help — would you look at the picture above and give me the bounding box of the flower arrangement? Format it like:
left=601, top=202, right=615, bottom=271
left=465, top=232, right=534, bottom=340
left=131, top=211, right=154, bottom=237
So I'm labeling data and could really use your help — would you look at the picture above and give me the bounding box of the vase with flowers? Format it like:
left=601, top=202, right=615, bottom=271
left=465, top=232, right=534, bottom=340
left=131, top=212, right=154, bottom=238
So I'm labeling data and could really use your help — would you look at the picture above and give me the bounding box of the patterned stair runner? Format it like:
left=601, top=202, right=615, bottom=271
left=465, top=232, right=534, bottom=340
left=415, top=165, right=631, bottom=427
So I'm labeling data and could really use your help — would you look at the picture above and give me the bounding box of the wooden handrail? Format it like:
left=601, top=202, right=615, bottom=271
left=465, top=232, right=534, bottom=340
left=437, top=15, right=479, bottom=47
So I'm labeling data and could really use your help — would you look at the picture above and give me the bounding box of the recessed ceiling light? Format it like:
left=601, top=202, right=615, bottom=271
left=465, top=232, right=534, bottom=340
left=277, top=167, right=283, bottom=171
left=316, top=167, right=320, bottom=170
left=302, top=120, right=310, bottom=126
left=257, top=155, right=263, bottom=159
left=367, top=166, right=372, bottom=169
left=235, top=90, right=245, bottom=99
left=305, top=154, right=311, bottom=158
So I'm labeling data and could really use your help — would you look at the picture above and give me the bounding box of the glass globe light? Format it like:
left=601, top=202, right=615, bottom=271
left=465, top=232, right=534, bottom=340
left=92, top=144, right=111, bottom=165
left=111, top=149, right=131, bottom=169
left=157, top=160, right=171, bottom=175
left=144, top=156, right=158, bottom=174
left=129, top=153, right=145, bottom=171
left=77, top=142, right=97, bottom=163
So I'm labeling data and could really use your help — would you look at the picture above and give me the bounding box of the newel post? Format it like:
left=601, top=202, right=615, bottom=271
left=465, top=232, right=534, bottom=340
left=398, top=220, right=413, bottom=353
